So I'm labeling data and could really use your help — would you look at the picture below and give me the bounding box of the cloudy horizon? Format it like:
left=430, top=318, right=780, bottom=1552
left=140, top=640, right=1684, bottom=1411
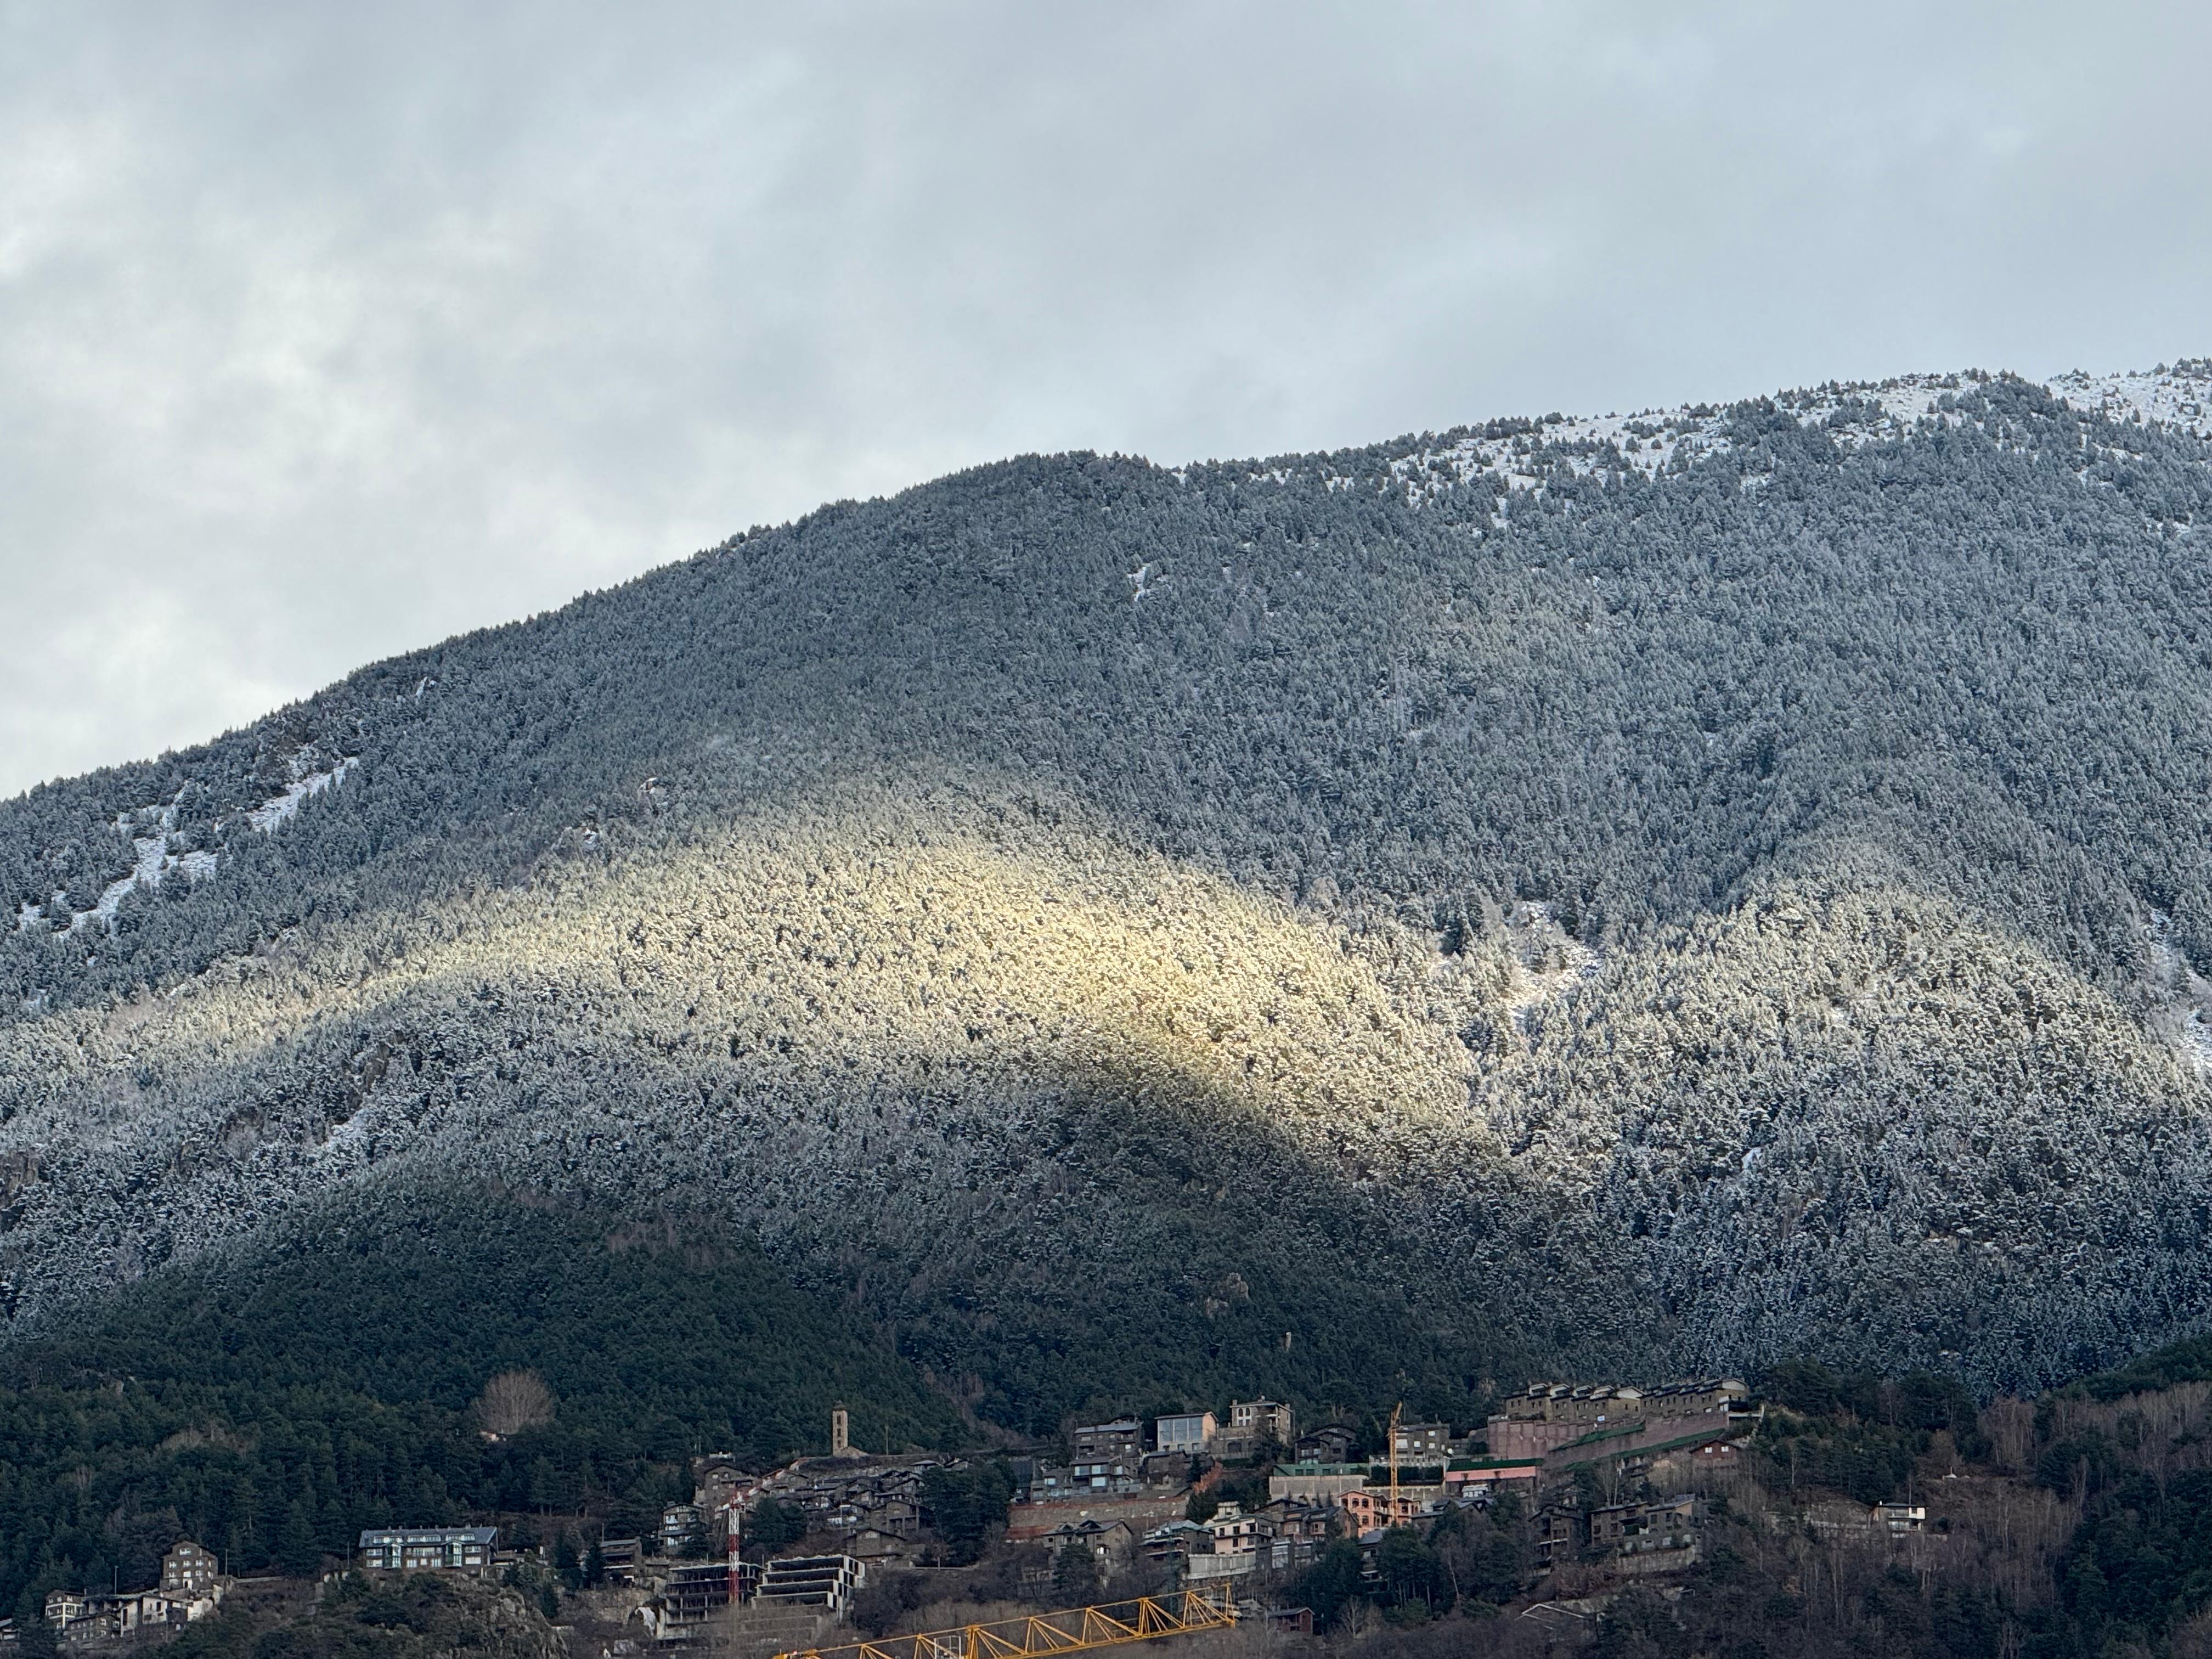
left=3, top=0, right=2207, bottom=799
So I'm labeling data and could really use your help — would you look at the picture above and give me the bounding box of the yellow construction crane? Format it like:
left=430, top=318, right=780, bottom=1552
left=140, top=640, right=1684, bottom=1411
left=769, top=1587, right=1238, bottom=1659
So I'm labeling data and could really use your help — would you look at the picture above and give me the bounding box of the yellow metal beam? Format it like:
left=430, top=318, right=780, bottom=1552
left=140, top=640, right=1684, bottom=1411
left=770, top=1587, right=1238, bottom=1659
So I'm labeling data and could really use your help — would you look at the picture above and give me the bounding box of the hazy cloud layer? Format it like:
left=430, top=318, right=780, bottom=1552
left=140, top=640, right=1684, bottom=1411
left=2, top=0, right=2206, bottom=798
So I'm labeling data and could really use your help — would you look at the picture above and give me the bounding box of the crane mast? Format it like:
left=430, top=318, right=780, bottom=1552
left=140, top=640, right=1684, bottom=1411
left=1386, top=1401, right=1402, bottom=1523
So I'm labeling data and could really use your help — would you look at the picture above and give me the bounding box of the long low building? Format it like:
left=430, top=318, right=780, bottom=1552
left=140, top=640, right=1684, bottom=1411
left=756, top=1555, right=867, bottom=1615
left=1266, top=1462, right=1369, bottom=1503
left=358, top=1527, right=500, bottom=1573
left=1542, top=1414, right=1744, bottom=1477
left=1489, top=1381, right=1760, bottom=1459
left=1184, top=1553, right=1256, bottom=1583
left=1443, top=1458, right=1544, bottom=1493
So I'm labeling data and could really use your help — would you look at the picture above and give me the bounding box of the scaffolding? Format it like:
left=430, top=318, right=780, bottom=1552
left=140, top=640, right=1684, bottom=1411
left=769, top=1587, right=1238, bottom=1659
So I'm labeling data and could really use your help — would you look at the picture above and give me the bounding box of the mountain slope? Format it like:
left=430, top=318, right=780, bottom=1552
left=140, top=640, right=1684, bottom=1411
left=4, top=363, right=2212, bottom=1428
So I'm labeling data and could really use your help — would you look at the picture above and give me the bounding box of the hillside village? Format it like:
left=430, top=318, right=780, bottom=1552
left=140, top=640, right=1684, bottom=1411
left=13, top=1374, right=1944, bottom=1656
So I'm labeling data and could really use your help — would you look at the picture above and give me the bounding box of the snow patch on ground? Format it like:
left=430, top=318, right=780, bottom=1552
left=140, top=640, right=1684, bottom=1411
left=249, top=755, right=358, bottom=833
left=1403, top=408, right=1738, bottom=498
left=2143, top=909, right=2212, bottom=1076
left=1357, top=362, right=2210, bottom=510
left=57, top=792, right=226, bottom=938
left=314, top=1108, right=377, bottom=1165
left=1500, top=901, right=1604, bottom=1034
left=2049, top=361, right=2212, bottom=439
left=15, top=792, right=233, bottom=941
left=87, top=823, right=177, bottom=933
left=1389, top=373, right=2004, bottom=505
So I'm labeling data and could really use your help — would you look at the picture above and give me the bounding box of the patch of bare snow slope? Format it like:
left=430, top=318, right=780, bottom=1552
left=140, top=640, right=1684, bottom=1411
left=247, top=754, right=358, bottom=833
left=84, top=820, right=176, bottom=934
left=2049, top=360, right=2212, bottom=439
left=1501, top=901, right=1603, bottom=1035
left=54, top=793, right=222, bottom=939
left=1357, top=362, right=2208, bottom=509
left=313, top=1105, right=380, bottom=1169
left=2144, top=908, right=2212, bottom=1076
left=18, top=757, right=352, bottom=939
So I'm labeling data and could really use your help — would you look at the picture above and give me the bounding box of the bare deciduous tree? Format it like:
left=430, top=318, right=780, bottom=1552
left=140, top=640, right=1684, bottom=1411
left=477, top=1368, right=556, bottom=1436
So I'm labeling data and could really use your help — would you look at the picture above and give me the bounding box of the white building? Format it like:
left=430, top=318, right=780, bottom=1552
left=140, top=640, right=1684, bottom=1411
left=1155, top=1412, right=1218, bottom=1454
left=358, top=1527, right=499, bottom=1573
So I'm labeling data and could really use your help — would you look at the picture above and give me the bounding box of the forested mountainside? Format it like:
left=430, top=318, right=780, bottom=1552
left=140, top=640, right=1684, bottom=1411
left=3, top=363, right=2212, bottom=1438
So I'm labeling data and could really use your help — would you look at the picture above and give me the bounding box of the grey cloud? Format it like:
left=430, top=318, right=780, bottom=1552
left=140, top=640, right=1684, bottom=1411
left=1, top=0, right=2207, bottom=797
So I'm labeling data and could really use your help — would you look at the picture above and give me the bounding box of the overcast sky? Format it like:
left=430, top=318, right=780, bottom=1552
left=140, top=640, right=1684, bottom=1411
left=2, top=1, right=2206, bottom=799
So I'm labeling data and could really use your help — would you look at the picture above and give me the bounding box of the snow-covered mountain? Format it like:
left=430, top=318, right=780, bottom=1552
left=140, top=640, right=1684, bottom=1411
left=4, top=363, right=2211, bottom=1428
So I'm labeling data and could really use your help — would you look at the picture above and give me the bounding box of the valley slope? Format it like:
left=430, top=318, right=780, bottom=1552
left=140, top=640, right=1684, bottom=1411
left=5, top=364, right=2212, bottom=1437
